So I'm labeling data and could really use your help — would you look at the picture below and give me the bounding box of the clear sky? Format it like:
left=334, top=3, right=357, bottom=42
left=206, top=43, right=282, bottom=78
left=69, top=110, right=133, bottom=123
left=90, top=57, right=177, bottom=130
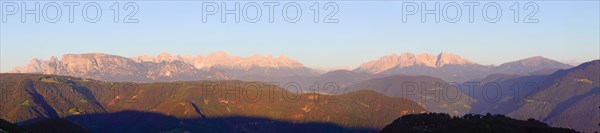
left=1, top=1, right=599, bottom=72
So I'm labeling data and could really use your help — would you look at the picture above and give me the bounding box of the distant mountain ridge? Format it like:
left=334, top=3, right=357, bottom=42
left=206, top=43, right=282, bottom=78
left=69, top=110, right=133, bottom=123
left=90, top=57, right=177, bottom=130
left=313, top=66, right=354, bottom=74
left=494, top=56, right=574, bottom=75
left=11, top=53, right=230, bottom=82
left=131, top=51, right=320, bottom=80
left=132, top=51, right=306, bottom=70
left=11, top=52, right=319, bottom=82
left=355, top=52, right=573, bottom=82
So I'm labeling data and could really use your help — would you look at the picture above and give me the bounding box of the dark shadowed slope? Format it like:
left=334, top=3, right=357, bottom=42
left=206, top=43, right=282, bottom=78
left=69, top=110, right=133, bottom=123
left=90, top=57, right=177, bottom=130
left=1, top=118, right=90, bottom=133
left=21, top=119, right=92, bottom=133
left=380, top=113, right=577, bottom=133
left=0, top=118, right=24, bottom=133
left=57, top=110, right=375, bottom=133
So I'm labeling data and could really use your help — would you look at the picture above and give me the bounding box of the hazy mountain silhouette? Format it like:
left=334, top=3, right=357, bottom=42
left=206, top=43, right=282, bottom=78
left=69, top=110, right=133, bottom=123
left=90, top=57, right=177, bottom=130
left=247, top=70, right=384, bottom=94
left=494, top=56, right=573, bottom=75
left=341, top=75, right=473, bottom=116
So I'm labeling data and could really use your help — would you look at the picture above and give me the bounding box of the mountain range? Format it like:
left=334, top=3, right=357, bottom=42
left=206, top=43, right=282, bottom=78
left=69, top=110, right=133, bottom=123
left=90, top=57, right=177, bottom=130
left=11, top=51, right=573, bottom=84
left=11, top=52, right=319, bottom=82
left=354, top=53, right=573, bottom=82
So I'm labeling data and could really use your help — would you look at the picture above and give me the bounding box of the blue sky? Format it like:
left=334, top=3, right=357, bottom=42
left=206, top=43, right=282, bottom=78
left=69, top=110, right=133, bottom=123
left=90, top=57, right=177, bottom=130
left=1, top=1, right=599, bottom=72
